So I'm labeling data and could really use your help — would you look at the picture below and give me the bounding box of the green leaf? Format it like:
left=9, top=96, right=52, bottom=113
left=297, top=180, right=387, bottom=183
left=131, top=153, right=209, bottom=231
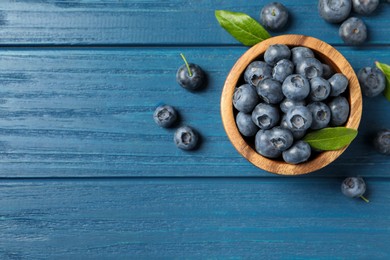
left=303, top=127, right=358, bottom=151
left=375, top=61, right=390, bottom=101
left=215, top=10, right=271, bottom=46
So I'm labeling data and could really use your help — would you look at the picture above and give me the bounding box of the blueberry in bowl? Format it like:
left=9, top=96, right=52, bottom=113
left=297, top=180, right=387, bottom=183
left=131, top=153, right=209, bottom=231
left=220, top=35, right=362, bottom=175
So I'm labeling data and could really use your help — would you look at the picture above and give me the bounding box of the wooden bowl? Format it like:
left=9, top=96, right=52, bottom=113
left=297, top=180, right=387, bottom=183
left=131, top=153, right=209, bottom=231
left=221, top=35, right=362, bottom=175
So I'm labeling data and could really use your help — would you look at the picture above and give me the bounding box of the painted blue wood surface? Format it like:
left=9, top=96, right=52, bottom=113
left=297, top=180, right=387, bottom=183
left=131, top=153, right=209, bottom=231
left=0, top=0, right=389, bottom=259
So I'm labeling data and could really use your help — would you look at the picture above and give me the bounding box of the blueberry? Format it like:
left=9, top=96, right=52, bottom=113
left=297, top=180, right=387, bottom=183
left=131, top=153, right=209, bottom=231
left=318, top=0, right=352, bottom=23
left=339, top=17, right=367, bottom=45
left=264, top=44, right=291, bottom=66
left=153, top=105, right=178, bottom=128
left=328, top=96, right=350, bottom=126
left=352, top=0, right=379, bottom=15
left=280, top=99, right=306, bottom=114
left=286, top=106, right=313, bottom=131
left=307, top=102, right=331, bottom=130
left=236, top=112, right=259, bottom=137
left=357, top=67, right=386, bottom=97
left=268, top=126, right=294, bottom=152
left=309, top=77, right=331, bottom=101
left=296, top=57, right=324, bottom=79
left=282, top=74, right=310, bottom=101
left=260, top=2, right=289, bottom=31
left=272, top=59, right=294, bottom=83
left=251, top=103, right=280, bottom=130
left=282, top=141, right=312, bottom=164
left=341, top=177, right=366, bottom=198
left=176, top=61, right=206, bottom=91
left=280, top=115, right=307, bottom=140
left=256, top=78, right=284, bottom=104
left=322, top=63, right=334, bottom=79
left=329, top=73, right=349, bottom=96
left=174, top=126, right=199, bottom=150
left=244, top=61, right=273, bottom=86
left=255, top=129, right=282, bottom=159
left=233, top=84, right=259, bottom=113
left=291, top=47, right=315, bottom=65
left=373, top=129, right=390, bottom=155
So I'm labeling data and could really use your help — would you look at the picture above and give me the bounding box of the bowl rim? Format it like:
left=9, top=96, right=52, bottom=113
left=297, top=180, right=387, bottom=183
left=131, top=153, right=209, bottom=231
left=220, top=34, right=362, bottom=175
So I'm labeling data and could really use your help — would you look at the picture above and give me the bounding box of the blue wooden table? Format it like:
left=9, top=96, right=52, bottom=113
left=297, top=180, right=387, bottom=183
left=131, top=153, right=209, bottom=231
left=1, top=1, right=390, bottom=259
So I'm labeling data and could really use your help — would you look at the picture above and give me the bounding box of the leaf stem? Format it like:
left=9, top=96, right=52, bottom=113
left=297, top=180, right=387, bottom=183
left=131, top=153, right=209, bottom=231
left=180, top=53, right=192, bottom=77
left=360, top=195, right=369, bottom=203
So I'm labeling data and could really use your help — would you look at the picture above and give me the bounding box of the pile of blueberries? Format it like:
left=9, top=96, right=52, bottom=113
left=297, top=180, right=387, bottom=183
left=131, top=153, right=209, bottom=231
left=233, top=44, right=350, bottom=164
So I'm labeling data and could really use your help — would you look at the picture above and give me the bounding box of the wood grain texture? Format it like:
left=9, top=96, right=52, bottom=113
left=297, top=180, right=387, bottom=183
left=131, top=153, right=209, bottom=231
left=0, top=47, right=388, bottom=177
left=0, top=179, right=389, bottom=259
left=0, top=1, right=388, bottom=45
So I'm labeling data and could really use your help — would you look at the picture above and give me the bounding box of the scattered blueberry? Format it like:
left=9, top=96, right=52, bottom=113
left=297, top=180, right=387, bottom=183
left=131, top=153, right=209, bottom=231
left=268, top=126, right=294, bottom=152
left=282, top=140, right=312, bottom=164
left=307, top=102, right=331, bottom=130
left=296, top=57, right=324, bottom=79
left=341, top=177, right=368, bottom=201
left=244, top=61, right=273, bottom=86
left=282, top=74, right=311, bottom=101
left=273, top=59, right=295, bottom=83
left=357, top=67, right=386, bottom=97
left=176, top=54, right=206, bottom=90
left=236, top=112, right=259, bottom=137
left=260, top=2, right=289, bottom=31
left=352, top=0, right=379, bottom=15
left=322, top=63, right=334, bottom=79
left=256, top=78, right=284, bottom=104
left=255, top=129, right=282, bottom=159
left=373, top=129, right=390, bottom=155
left=339, top=17, right=367, bottom=45
left=153, top=105, right=178, bottom=128
left=309, top=77, right=331, bottom=101
left=280, top=115, right=307, bottom=140
left=328, top=96, right=350, bottom=126
left=291, top=47, right=315, bottom=65
left=233, top=84, right=259, bottom=113
left=280, top=99, right=306, bottom=114
left=174, top=126, right=199, bottom=150
left=318, top=0, right=352, bottom=23
left=329, top=73, right=349, bottom=96
left=286, top=106, right=313, bottom=131
left=251, top=103, right=280, bottom=130
left=264, top=44, right=291, bottom=66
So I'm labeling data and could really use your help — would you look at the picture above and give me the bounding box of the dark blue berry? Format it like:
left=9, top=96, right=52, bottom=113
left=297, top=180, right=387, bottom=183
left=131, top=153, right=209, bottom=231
left=268, top=126, right=294, bottom=152
left=307, top=102, right=331, bottom=130
left=341, top=177, right=366, bottom=198
left=264, top=44, right=291, bottom=66
left=282, top=74, right=310, bottom=101
left=296, top=58, right=323, bottom=79
left=329, top=73, right=349, bottom=96
left=255, top=129, right=282, bottom=159
left=251, top=103, right=280, bottom=130
left=352, top=0, right=379, bottom=15
left=233, top=84, right=259, bottom=113
left=176, top=63, right=206, bottom=90
left=244, top=61, right=273, bottom=86
left=272, top=59, right=294, bottom=83
left=322, top=63, right=334, bottom=79
left=318, top=0, right=352, bottom=23
left=280, top=99, right=306, bottom=114
left=328, top=96, right=350, bottom=126
left=309, top=77, right=331, bottom=101
left=291, top=47, right=314, bottom=65
left=357, top=67, right=386, bottom=97
left=280, top=115, right=306, bottom=140
left=282, top=141, right=311, bottom=164
left=286, top=106, right=313, bottom=131
left=374, top=129, right=390, bottom=155
left=256, top=78, right=284, bottom=104
left=236, top=112, right=259, bottom=137
left=174, top=126, right=199, bottom=150
left=260, top=2, right=289, bottom=31
left=153, top=105, right=178, bottom=128
left=339, top=17, right=367, bottom=45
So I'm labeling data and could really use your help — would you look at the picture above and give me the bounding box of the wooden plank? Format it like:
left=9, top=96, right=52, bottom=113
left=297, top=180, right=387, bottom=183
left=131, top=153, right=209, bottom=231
left=0, top=178, right=389, bottom=259
left=0, top=47, right=388, bottom=177
left=0, top=1, right=388, bottom=45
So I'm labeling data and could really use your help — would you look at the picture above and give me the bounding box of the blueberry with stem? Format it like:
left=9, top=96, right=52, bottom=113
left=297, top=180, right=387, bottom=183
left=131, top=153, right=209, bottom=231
left=341, top=177, right=369, bottom=202
left=176, top=53, right=206, bottom=90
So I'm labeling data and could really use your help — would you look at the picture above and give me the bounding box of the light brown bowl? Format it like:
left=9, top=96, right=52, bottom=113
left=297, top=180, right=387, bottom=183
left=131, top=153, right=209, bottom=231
left=221, top=35, right=362, bottom=175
